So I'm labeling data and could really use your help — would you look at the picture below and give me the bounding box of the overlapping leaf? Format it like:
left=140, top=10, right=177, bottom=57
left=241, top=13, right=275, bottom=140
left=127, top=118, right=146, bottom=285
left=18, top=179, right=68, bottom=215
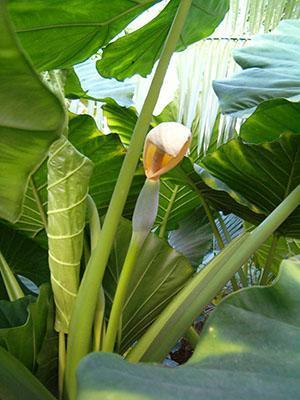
left=97, top=0, right=229, bottom=80
left=78, top=257, right=300, bottom=400
left=200, top=132, right=300, bottom=237
left=213, top=20, right=300, bottom=115
left=0, top=1, right=65, bottom=223
left=8, top=0, right=160, bottom=71
left=103, top=218, right=193, bottom=353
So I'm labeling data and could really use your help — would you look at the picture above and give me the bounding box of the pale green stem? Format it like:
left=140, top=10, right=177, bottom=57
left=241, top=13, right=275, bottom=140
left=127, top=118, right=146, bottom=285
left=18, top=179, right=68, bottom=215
left=65, top=2, right=193, bottom=398
left=126, top=185, right=300, bottom=363
left=184, top=326, right=199, bottom=349
left=259, top=233, right=279, bottom=285
left=159, top=184, right=179, bottom=239
left=217, top=212, right=231, bottom=243
left=238, top=268, right=248, bottom=287
left=103, top=233, right=144, bottom=352
left=58, top=332, right=66, bottom=400
left=93, top=287, right=105, bottom=352
left=0, top=250, right=24, bottom=301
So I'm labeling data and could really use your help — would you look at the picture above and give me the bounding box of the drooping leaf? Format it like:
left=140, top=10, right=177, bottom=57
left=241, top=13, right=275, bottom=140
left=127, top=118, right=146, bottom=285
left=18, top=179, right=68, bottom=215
left=213, top=20, right=300, bottom=115
left=97, top=0, right=230, bottom=80
left=199, top=132, right=300, bottom=238
left=240, top=98, right=300, bottom=144
left=0, top=346, right=56, bottom=400
left=103, top=218, right=193, bottom=353
left=0, top=284, right=52, bottom=371
left=168, top=209, right=212, bottom=267
left=0, top=222, right=49, bottom=286
left=47, top=136, right=93, bottom=333
left=0, top=1, right=65, bottom=223
left=65, top=59, right=135, bottom=107
left=78, top=256, right=300, bottom=400
left=8, top=0, right=160, bottom=71
left=102, top=98, right=138, bottom=146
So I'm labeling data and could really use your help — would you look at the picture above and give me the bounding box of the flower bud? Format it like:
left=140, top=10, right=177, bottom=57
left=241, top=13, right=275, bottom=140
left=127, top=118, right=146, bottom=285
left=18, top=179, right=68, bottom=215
left=143, top=122, right=191, bottom=180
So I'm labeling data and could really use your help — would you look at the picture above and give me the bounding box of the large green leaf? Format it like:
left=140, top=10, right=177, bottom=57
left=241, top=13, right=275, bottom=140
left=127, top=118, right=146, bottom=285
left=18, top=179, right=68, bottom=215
left=77, top=256, right=300, bottom=400
left=103, top=218, right=193, bottom=353
left=97, top=0, right=229, bottom=80
left=0, top=223, right=49, bottom=286
left=199, top=132, right=300, bottom=238
left=240, top=98, right=300, bottom=143
left=0, top=284, right=52, bottom=371
left=0, top=346, right=56, bottom=400
left=8, top=0, right=159, bottom=71
left=213, top=20, right=300, bottom=115
left=0, top=1, right=65, bottom=223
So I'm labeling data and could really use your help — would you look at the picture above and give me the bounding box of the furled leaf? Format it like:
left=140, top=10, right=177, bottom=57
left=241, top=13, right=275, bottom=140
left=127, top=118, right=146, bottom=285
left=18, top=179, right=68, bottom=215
left=0, top=284, right=52, bottom=371
left=168, top=209, right=212, bottom=266
left=199, top=132, right=300, bottom=238
left=78, top=256, right=300, bottom=400
left=0, top=346, right=56, bottom=400
left=97, top=0, right=230, bottom=80
left=0, top=222, right=49, bottom=286
left=240, top=98, right=300, bottom=144
left=0, top=1, right=65, bottom=223
left=103, top=218, right=193, bottom=353
left=8, top=0, right=160, bottom=71
left=213, top=20, right=300, bottom=115
left=47, top=137, right=94, bottom=332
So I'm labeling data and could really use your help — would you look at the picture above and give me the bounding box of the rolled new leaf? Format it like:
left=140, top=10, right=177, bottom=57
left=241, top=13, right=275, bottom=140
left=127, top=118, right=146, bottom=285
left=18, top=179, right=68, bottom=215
left=47, top=137, right=93, bottom=333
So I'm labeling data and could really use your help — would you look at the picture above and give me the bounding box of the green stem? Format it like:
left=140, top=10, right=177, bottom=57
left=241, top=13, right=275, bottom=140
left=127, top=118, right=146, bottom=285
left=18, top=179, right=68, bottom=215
left=93, top=286, right=105, bottom=352
left=159, top=184, right=179, bottom=239
left=126, top=184, right=300, bottom=363
left=65, top=2, right=192, bottom=397
left=217, top=212, right=231, bottom=243
left=0, top=250, right=24, bottom=301
left=259, top=233, right=279, bottom=285
left=103, top=233, right=144, bottom=352
left=184, top=326, right=199, bottom=349
left=58, top=332, right=66, bottom=400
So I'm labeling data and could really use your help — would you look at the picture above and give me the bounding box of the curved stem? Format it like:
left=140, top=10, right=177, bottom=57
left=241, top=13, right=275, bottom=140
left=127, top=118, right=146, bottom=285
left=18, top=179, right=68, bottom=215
left=0, top=250, right=24, bottom=301
left=103, top=233, right=144, bottom=352
left=65, top=3, right=193, bottom=396
left=184, top=326, right=199, bottom=349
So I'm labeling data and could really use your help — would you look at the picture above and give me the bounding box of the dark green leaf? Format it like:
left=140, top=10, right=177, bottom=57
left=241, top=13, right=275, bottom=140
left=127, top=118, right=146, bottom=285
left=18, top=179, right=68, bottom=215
left=0, top=1, right=65, bottom=222
left=0, top=222, right=49, bottom=286
left=78, top=256, right=300, bottom=400
left=0, top=346, right=56, bottom=400
left=0, top=284, right=52, bottom=371
left=9, top=0, right=160, bottom=71
left=103, top=218, right=193, bottom=353
left=168, top=209, right=212, bottom=266
left=213, top=20, right=300, bottom=115
left=240, top=98, right=300, bottom=144
left=97, top=0, right=229, bottom=80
